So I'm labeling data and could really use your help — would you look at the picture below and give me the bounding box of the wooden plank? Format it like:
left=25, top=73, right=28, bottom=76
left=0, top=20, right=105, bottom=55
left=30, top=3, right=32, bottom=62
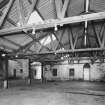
left=0, top=0, right=14, bottom=27
left=1, top=11, right=105, bottom=36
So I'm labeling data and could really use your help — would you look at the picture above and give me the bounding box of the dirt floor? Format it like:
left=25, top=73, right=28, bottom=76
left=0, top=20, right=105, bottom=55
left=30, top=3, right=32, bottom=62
left=0, top=80, right=105, bottom=105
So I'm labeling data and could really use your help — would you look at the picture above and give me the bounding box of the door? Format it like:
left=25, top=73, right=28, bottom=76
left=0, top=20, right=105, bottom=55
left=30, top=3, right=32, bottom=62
left=69, top=68, right=74, bottom=80
left=84, top=68, right=90, bottom=81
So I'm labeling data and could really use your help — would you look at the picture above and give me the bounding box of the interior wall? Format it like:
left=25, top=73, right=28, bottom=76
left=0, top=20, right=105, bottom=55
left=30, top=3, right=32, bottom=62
left=31, top=65, right=41, bottom=79
left=52, top=61, right=84, bottom=80
left=8, top=59, right=29, bottom=79
left=43, top=59, right=105, bottom=81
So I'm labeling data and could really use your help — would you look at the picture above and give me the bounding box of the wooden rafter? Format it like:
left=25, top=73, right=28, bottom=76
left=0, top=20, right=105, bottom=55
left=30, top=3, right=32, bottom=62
left=7, top=17, right=17, bottom=26
left=14, top=40, right=34, bottom=53
left=81, top=28, right=85, bottom=48
left=17, top=0, right=25, bottom=25
left=50, top=34, right=53, bottom=51
left=37, top=41, right=52, bottom=52
left=25, top=0, right=38, bottom=24
left=56, top=29, right=65, bottom=50
left=14, top=32, right=51, bottom=54
left=62, top=0, right=70, bottom=17
left=8, top=47, right=105, bottom=56
left=0, top=0, right=14, bottom=28
left=68, top=27, right=74, bottom=50
left=1, top=37, right=21, bottom=47
left=91, top=21, right=102, bottom=47
left=55, top=0, right=69, bottom=18
left=25, top=32, right=52, bottom=52
left=101, top=26, right=105, bottom=48
left=0, top=44, right=15, bottom=52
left=0, top=10, right=17, bottom=26
left=38, top=36, right=48, bottom=52
left=53, top=32, right=64, bottom=49
left=0, top=0, right=9, bottom=9
left=1, top=11, right=105, bottom=36
left=35, top=8, right=44, bottom=20
left=99, top=21, right=105, bottom=39
left=73, top=35, right=78, bottom=49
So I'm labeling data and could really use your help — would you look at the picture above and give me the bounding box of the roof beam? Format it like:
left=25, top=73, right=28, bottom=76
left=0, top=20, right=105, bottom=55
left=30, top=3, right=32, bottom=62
left=25, top=0, right=38, bottom=24
left=8, top=47, right=105, bottom=56
left=0, top=37, right=21, bottom=47
left=6, top=17, right=17, bottom=26
left=62, top=0, right=70, bottom=18
left=101, top=26, right=105, bottom=48
left=55, top=0, right=69, bottom=18
left=0, top=45, right=15, bottom=52
left=91, top=21, right=102, bottom=47
left=56, top=29, right=65, bottom=50
left=1, top=11, right=105, bottom=36
left=38, top=36, right=48, bottom=52
left=14, top=32, right=51, bottom=54
left=53, top=32, right=65, bottom=50
left=0, top=0, right=9, bottom=9
left=68, top=27, right=74, bottom=50
left=0, top=0, right=14, bottom=28
left=17, top=0, right=25, bottom=26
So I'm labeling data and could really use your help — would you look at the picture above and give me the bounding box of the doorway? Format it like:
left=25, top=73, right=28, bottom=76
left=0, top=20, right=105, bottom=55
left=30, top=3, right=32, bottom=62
left=69, top=68, right=75, bottom=80
left=83, top=63, right=90, bottom=81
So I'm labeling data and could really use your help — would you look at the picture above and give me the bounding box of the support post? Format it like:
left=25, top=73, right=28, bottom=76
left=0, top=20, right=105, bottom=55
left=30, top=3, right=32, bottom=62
left=28, top=59, right=31, bottom=85
left=3, top=58, right=8, bottom=89
left=41, top=62, right=44, bottom=83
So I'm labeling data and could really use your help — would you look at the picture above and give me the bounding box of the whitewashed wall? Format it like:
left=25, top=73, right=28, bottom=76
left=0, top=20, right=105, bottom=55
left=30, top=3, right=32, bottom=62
left=31, top=65, right=41, bottom=79
left=8, top=59, right=29, bottom=78
left=44, top=59, right=105, bottom=81
left=90, top=62, right=105, bottom=81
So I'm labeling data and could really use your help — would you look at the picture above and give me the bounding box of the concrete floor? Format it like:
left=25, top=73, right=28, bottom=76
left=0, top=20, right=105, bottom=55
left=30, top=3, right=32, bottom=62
left=0, top=80, right=105, bottom=105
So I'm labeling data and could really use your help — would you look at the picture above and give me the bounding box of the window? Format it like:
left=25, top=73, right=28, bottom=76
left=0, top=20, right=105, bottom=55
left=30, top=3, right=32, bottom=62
left=69, top=69, right=74, bottom=76
left=20, top=69, right=23, bottom=73
left=52, top=69, right=57, bottom=76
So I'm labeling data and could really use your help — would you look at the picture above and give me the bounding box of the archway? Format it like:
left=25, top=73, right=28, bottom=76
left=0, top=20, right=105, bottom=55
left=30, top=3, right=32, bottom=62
left=83, top=63, right=91, bottom=81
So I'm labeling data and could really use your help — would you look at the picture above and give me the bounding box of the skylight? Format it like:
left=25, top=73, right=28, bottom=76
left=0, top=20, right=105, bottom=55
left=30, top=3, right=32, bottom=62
left=27, top=11, right=56, bottom=45
left=27, top=11, right=43, bottom=25
left=40, top=34, right=56, bottom=45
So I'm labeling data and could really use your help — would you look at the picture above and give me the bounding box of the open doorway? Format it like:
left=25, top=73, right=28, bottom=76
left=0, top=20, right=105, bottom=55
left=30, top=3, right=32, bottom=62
left=83, top=63, right=90, bottom=81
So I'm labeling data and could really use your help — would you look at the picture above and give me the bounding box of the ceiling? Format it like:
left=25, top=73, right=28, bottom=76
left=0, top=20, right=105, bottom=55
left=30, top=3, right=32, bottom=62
left=0, top=0, right=105, bottom=62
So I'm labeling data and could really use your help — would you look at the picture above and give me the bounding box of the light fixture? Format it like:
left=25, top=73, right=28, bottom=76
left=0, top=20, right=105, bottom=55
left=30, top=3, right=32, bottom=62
left=15, top=55, right=18, bottom=58
left=54, top=24, right=58, bottom=31
left=32, top=27, right=36, bottom=35
left=2, top=53, right=6, bottom=57
left=54, top=52, right=57, bottom=55
left=61, top=57, right=63, bottom=60
left=60, top=24, right=63, bottom=27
